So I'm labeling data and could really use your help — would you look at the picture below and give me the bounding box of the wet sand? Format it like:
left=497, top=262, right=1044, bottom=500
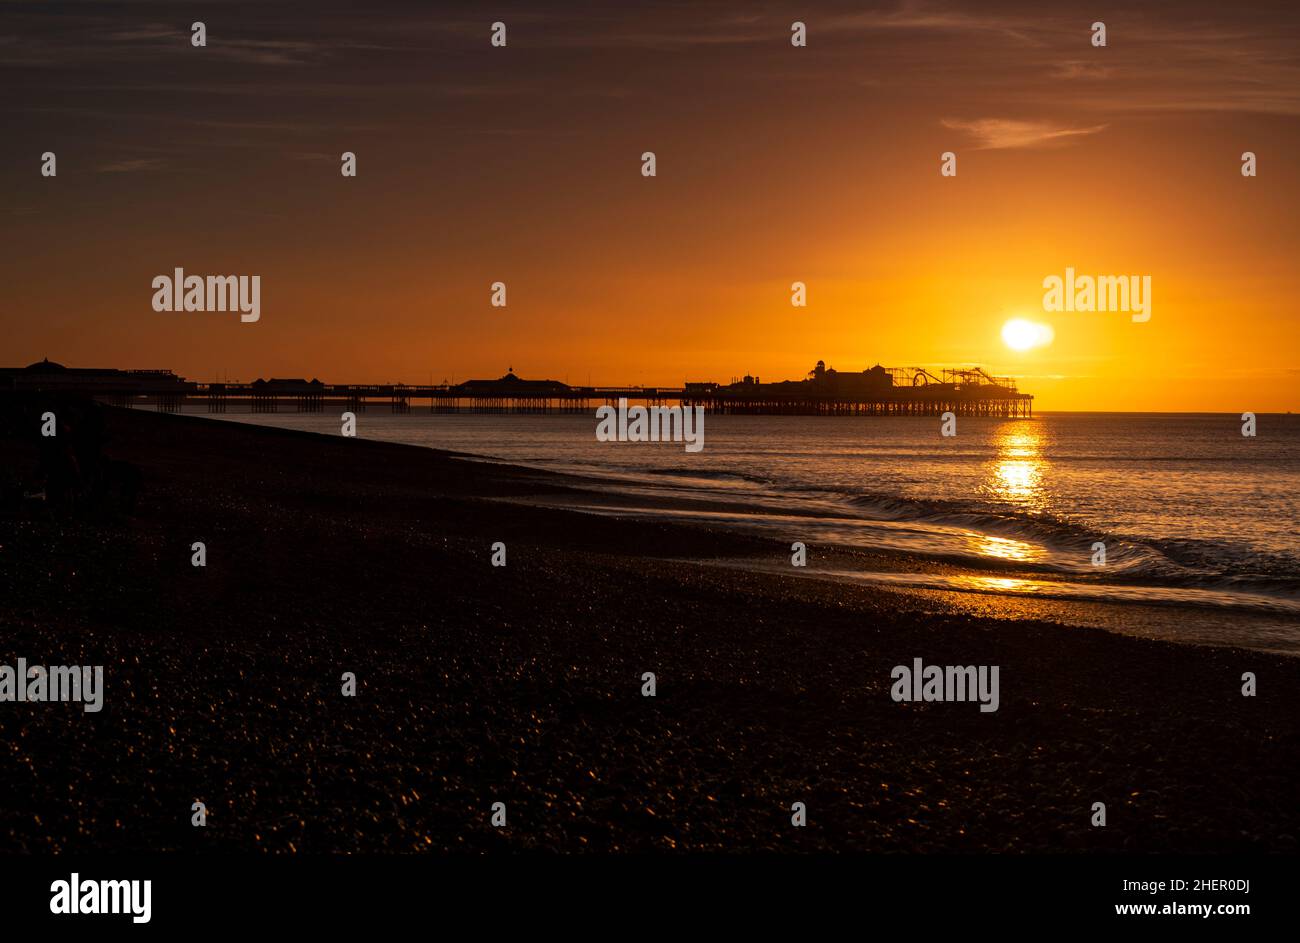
left=0, top=406, right=1297, bottom=852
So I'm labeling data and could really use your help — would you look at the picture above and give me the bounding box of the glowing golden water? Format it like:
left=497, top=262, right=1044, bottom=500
left=987, top=424, right=1048, bottom=512
left=965, top=424, right=1051, bottom=562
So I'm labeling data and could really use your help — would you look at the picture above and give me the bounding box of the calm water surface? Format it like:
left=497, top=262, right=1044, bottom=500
left=194, top=409, right=1300, bottom=652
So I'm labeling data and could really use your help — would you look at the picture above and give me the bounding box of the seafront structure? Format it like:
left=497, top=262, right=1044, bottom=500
left=1, top=359, right=1033, bottom=418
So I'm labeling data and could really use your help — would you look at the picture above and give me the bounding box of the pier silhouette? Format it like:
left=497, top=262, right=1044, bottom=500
left=1, top=359, right=1033, bottom=418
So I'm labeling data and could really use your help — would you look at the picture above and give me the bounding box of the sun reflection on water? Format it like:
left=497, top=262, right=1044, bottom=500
left=966, top=423, right=1051, bottom=562
left=986, top=425, right=1048, bottom=513
left=958, top=575, right=1036, bottom=593
left=972, top=533, right=1041, bottom=562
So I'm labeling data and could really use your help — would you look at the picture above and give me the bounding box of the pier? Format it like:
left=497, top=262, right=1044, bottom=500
left=1, top=359, right=1033, bottom=418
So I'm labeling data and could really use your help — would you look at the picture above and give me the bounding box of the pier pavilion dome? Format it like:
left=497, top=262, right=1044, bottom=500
left=25, top=358, right=68, bottom=373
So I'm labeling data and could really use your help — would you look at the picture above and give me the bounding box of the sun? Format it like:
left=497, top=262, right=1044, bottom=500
left=1001, top=318, right=1054, bottom=351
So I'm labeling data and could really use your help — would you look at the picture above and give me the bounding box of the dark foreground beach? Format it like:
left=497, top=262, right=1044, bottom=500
left=1, top=403, right=1297, bottom=853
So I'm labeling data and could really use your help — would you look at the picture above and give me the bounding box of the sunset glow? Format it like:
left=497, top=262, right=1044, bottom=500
left=1001, top=319, right=1055, bottom=352
left=2, top=2, right=1296, bottom=413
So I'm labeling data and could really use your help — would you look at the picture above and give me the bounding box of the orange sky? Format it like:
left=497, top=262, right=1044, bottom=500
left=3, top=0, right=1298, bottom=410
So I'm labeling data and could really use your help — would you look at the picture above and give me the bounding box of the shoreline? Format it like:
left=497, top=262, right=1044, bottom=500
left=198, top=409, right=1300, bottom=656
left=1, top=405, right=1297, bottom=852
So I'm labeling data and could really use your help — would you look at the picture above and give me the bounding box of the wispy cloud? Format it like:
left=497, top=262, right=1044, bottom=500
left=824, top=3, right=1044, bottom=46
left=1051, top=60, right=1112, bottom=81
left=941, top=118, right=1108, bottom=150
left=96, top=158, right=167, bottom=174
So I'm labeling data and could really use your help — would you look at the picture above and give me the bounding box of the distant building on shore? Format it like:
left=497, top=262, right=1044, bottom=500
left=0, top=359, right=193, bottom=395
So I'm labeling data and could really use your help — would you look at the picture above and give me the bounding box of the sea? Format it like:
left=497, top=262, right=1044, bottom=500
left=193, top=409, right=1300, bottom=654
